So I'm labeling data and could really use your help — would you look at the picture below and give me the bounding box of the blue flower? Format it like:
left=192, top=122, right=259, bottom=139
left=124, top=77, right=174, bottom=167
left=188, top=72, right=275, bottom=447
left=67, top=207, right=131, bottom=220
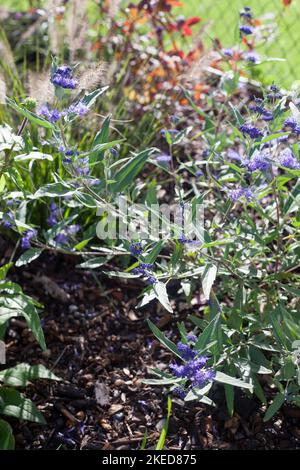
left=74, top=157, right=89, bottom=176
left=247, top=151, right=271, bottom=172
left=240, top=124, right=263, bottom=139
left=267, top=85, right=282, bottom=102
left=240, top=7, right=253, bottom=19
left=130, top=242, right=143, bottom=256
left=47, top=202, right=59, bottom=227
left=239, top=25, right=254, bottom=35
left=21, top=229, right=37, bottom=249
left=177, top=342, right=197, bottom=360
left=132, top=260, right=157, bottom=285
left=186, top=333, right=197, bottom=343
left=173, top=386, right=186, bottom=399
left=170, top=343, right=215, bottom=393
left=278, top=148, right=300, bottom=169
left=37, top=104, right=61, bottom=123
left=3, top=211, right=14, bottom=229
left=244, top=51, right=259, bottom=63
left=223, top=48, right=234, bottom=57
left=284, top=117, right=297, bottom=130
left=68, top=102, right=89, bottom=117
left=229, top=187, right=254, bottom=202
left=156, top=154, right=172, bottom=164
left=51, top=66, right=77, bottom=90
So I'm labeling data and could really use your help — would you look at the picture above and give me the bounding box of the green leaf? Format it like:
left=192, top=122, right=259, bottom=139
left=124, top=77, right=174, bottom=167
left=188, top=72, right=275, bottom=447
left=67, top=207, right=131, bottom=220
left=202, top=263, right=217, bottom=300
left=33, top=182, right=76, bottom=198
left=0, top=124, right=24, bottom=152
left=15, top=248, right=43, bottom=267
left=194, top=314, right=220, bottom=353
left=81, top=86, right=109, bottom=108
left=0, top=419, right=15, bottom=450
left=184, top=383, right=214, bottom=405
left=143, top=377, right=182, bottom=385
left=0, top=263, right=12, bottom=281
left=263, top=393, right=285, bottom=422
left=0, top=388, right=46, bottom=424
left=111, top=148, right=154, bottom=193
left=76, top=257, right=107, bottom=269
left=14, top=152, right=53, bottom=162
left=153, top=281, right=173, bottom=313
left=156, top=396, right=172, bottom=450
left=224, top=384, right=234, bottom=417
left=147, top=320, right=181, bottom=359
left=214, top=371, right=253, bottom=390
left=0, top=363, right=60, bottom=387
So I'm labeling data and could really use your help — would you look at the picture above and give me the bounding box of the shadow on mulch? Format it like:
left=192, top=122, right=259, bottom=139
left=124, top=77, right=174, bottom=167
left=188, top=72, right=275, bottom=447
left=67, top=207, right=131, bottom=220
left=1, top=247, right=300, bottom=450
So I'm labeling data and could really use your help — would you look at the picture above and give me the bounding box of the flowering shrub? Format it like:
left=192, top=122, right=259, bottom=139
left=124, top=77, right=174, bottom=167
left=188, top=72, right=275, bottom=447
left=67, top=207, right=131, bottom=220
left=0, top=4, right=300, bottom=447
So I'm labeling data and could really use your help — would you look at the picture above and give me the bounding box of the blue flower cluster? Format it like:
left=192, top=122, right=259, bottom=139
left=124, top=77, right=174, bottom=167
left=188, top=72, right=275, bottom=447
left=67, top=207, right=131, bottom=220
left=246, top=151, right=272, bottom=172
left=47, top=202, right=59, bottom=227
left=170, top=339, right=216, bottom=398
left=283, top=116, right=300, bottom=135
left=21, top=229, right=37, bottom=249
left=278, top=148, right=300, bottom=170
left=132, top=262, right=157, bottom=285
left=38, top=105, right=61, bottom=124
left=37, top=101, right=89, bottom=124
left=51, top=66, right=77, bottom=90
left=129, top=242, right=143, bottom=256
left=3, top=211, right=14, bottom=229
left=239, top=25, right=253, bottom=35
left=240, top=6, right=253, bottom=19
left=244, top=51, right=259, bottom=64
left=240, top=124, right=263, bottom=139
left=267, top=85, right=282, bottom=102
left=229, top=187, right=253, bottom=202
left=55, top=224, right=80, bottom=245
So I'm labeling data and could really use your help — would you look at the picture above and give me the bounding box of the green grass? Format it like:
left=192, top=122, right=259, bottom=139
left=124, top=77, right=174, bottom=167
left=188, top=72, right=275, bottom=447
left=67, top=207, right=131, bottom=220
left=3, top=0, right=299, bottom=87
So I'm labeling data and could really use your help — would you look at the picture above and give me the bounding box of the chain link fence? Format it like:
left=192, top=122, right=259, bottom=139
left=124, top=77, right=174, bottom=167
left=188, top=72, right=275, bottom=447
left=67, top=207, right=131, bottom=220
left=191, top=0, right=299, bottom=86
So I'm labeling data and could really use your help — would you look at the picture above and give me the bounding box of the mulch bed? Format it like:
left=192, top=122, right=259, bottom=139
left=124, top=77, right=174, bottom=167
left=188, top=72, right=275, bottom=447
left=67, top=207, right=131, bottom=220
left=1, top=242, right=300, bottom=450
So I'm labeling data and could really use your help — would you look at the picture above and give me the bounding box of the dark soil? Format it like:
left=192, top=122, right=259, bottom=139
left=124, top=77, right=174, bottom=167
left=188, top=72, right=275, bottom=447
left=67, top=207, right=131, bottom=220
left=1, top=242, right=300, bottom=450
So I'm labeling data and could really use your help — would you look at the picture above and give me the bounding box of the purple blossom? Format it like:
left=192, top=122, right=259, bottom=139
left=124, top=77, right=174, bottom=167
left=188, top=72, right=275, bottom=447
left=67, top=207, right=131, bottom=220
left=51, top=66, right=77, bottom=90
left=240, top=7, right=253, bottom=19
left=244, top=51, right=259, bottom=63
left=67, top=224, right=81, bottom=235
left=240, top=124, right=263, bottom=139
left=223, top=48, right=234, bottom=57
left=284, top=117, right=297, bottom=130
left=170, top=350, right=214, bottom=392
left=278, top=148, right=300, bottom=169
left=186, top=333, right=197, bottom=343
left=173, top=386, right=186, bottom=399
left=47, top=202, right=59, bottom=227
left=130, top=242, right=143, bottom=256
left=239, top=25, right=254, bottom=35
left=37, top=104, right=61, bottom=123
left=247, top=151, right=271, bottom=172
left=177, top=342, right=197, bottom=360
left=68, top=102, right=89, bottom=117
left=229, top=187, right=254, bottom=202
left=74, top=157, right=89, bottom=176
left=160, top=129, right=179, bottom=137
left=3, top=211, right=14, bottom=229
left=55, top=233, right=68, bottom=244
left=267, top=85, right=282, bottom=102
left=132, top=261, right=157, bottom=285
left=156, top=154, right=172, bottom=163
left=21, top=229, right=37, bottom=249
